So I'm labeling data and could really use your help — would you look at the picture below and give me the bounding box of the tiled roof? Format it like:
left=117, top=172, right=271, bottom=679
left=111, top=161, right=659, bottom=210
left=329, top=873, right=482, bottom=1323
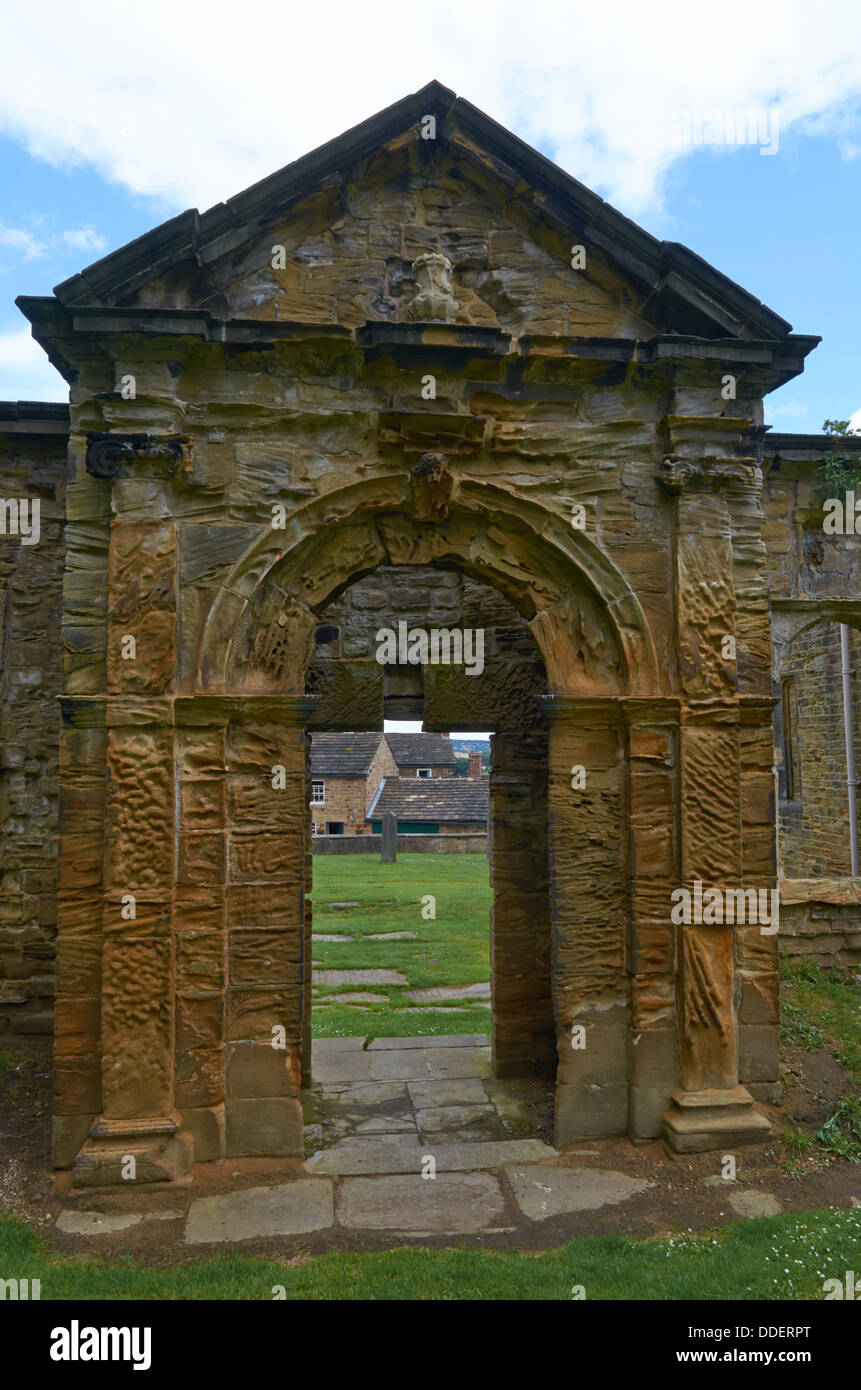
left=309, top=732, right=383, bottom=776
left=366, top=775, right=488, bottom=824
left=384, top=733, right=456, bottom=767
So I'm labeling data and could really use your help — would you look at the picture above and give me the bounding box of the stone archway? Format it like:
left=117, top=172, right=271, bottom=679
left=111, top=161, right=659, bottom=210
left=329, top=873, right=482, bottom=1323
left=181, top=479, right=642, bottom=1165
left=55, top=462, right=775, bottom=1184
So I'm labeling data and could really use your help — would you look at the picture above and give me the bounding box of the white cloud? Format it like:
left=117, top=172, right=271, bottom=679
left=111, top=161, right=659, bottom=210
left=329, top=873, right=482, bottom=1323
left=62, top=226, right=108, bottom=255
left=0, top=223, right=107, bottom=270
left=766, top=400, right=809, bottom=419
left=0, top=225, right=46, bottom=260
left=0, top=327, right=67, bottom=401
left=0, top=1, right=859, bottom=218
left=849, top=408, right=861, bottom=432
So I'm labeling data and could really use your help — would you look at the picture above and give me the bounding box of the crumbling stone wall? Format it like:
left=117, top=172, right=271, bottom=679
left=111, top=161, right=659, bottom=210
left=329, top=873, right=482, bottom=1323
left=762, top=437, right=861, bottom=883
left=779, top=881, right=861, bottom=967
left=0, top=414, right=67, bottom=1035
left=779, top=622, right=861, bottom=877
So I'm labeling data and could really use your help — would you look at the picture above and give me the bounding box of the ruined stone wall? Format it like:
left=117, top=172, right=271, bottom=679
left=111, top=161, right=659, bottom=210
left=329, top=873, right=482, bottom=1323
left=779, top=881, right=861, bottom=967
left=0, top=426, right=67, bottom=1034
left=310, top=565, right=547, bottom=733
left=779, top=622, right=861, bottom=877
left=762, top=447, right=861, bottom=604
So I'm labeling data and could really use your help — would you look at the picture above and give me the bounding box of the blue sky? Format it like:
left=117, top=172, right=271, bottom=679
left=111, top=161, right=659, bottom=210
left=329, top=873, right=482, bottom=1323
left=1, top=1, right=859, bottom=433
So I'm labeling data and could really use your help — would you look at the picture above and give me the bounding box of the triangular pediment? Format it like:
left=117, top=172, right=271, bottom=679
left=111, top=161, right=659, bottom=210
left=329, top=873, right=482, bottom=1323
left=47, top=81, right=793, bottom=343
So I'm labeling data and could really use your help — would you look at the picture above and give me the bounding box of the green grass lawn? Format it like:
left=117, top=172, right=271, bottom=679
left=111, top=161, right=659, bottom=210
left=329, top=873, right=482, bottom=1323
left=779, top=955, right=861, bottom=1084
left=310, top=852, right=491, bottom=1038
left=2, top=1208, right=858, bottom=1299
left=778, top=955, right=861, bottom=1163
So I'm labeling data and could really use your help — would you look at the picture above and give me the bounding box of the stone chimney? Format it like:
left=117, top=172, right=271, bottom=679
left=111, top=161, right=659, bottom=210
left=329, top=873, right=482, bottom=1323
left=468, top=751, right=482, bottom=779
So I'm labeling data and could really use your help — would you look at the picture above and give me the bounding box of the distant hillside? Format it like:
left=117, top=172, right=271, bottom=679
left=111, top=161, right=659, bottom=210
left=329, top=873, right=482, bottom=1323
left=450, top=739, right=490, bottom=757
left=451, top=738, right=490, bottom=775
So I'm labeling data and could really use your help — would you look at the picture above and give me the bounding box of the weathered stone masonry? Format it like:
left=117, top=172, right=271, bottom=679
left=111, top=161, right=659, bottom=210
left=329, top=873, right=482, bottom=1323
left=0, top=403, right=68, bottom=1034
left=1, top=81, right=857, bottom=1182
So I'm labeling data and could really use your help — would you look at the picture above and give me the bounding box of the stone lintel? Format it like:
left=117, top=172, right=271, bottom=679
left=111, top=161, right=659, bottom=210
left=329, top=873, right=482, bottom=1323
left=60, top=694, right=323, bottom=728
left=681, top=699, right=743, bottom=728
left=175, top=694, right=319, bottom=727
left=104, top=698, right=173, bottom=727
left=537, top=695, right=626, bottom=726
left=357, top=319, right=511, bottom=357
left=620, top=696, right=681, bottom=725
left=738, top=695, right=779, bottom=725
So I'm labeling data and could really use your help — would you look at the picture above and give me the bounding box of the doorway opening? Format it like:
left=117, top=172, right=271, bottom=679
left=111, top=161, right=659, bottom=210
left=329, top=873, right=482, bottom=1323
left=301, top=564, right=555, bottom=1160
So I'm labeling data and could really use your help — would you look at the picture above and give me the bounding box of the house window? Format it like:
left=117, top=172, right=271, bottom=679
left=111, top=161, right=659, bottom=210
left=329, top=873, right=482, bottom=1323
left=311, top=822, right=318, bottom=836
left=416, top=767, right=432, bottom=778
left=311, top=781, right=325, bottom=804
left=326, top=822, right=344, bottom=835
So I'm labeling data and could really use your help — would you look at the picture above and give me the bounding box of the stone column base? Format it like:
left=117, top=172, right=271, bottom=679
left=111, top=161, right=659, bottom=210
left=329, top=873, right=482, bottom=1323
left=72, top=1114, right=194, bottom=1187
left=662, top=1086, right=771, bottom=1153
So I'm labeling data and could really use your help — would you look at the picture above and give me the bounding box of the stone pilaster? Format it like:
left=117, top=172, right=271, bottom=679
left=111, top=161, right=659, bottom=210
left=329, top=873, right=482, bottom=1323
left=224, top=696, right=317, bottom=1159
left=540, top=697, right=629, bottom=1144
left=488, top=731, right=554, bottom=1078
left=173, top=697, right=231, bottom=1165
left=660, top=460, right=770, bottom=1150
left=737, top=697, right=780, bottom=1099
left=74, top=698, right=191, bottom=1186
left=623, top=698, right=682, bottom=1139
left=52, top=698, right=106, bottom=1168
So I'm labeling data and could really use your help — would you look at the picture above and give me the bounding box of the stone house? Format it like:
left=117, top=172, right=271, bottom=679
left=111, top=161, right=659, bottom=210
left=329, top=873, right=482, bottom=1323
left=308, top=731, right=396, bottom=835
left=307, top=730, right=457, bottom=833
left=1, top=81, right=861, bottom=1182
left=384, top=731, right=456, bottom=778
left=367, top=771, right=488, bottom=834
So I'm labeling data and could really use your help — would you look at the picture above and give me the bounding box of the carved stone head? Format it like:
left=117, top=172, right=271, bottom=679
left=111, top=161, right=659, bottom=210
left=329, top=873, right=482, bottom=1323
left=411, top=451, right=454, bottom=521
left=408, top=253, right=459, bottom=323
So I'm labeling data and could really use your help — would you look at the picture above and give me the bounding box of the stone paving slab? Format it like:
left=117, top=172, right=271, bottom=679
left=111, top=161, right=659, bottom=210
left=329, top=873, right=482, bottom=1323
left=337, top=1173, right=506, bottom=1233
left=312, top=1051, right=373, bottom=1084
left=56, top=1209, right=184, bottom=1235
left=306, top=1135, right=556, bottom=1175
left=313, top=969, right=407, bottom=987
left=367, top=931, right=417, bottom=940
left=416, top=1104, right=498, bottom=1134
left=426, top=1047, right=491, bottom=1080
left=402, top=1005, right=490, bottom=1012
left=726, top=1189, right=783, bottom=1218
left=405, top=983, right=491, bottom=1002
left=325, top=1081, right=408, bottom=1108
left=312, top=934, right=353, bottom=943
left=306, top=1135, right=424, bottom=1175
left=353, top=1115, right=417, bottom=1134
left=408, top=1078, right=490, bottom=1109
left=317, top=992, right=389, bottom=1003
left=184, top=1180, right=334, bottom=1243
left=369, top=1049, right=435, bottom=1081
left=312, top=1036, right=367, bottom=1053
left=505, top=1165, right=651, bottom=1220
left=367, top=1034, right=487, bottom=1051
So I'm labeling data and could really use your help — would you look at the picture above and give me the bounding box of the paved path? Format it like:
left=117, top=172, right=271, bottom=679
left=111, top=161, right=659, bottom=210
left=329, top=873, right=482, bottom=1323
left=53, top=1036, right=792, bottom=1245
